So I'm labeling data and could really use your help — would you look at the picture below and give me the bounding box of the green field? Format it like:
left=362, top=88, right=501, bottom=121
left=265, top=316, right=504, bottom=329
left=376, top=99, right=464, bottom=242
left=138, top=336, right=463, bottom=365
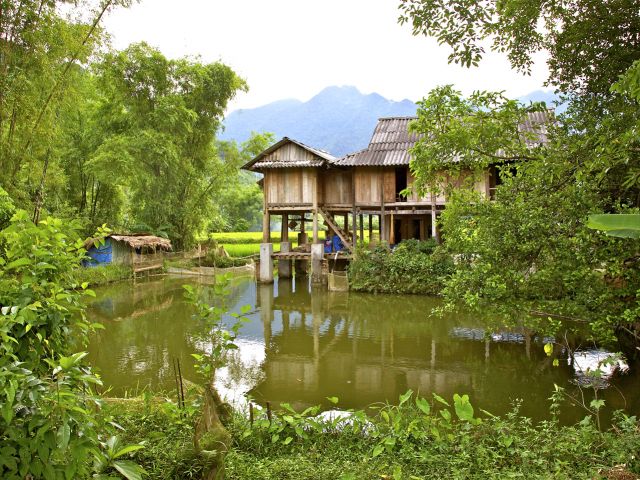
left=212, top=231, right=322, bottom=257
left=211, top=229, right=377, bottom=257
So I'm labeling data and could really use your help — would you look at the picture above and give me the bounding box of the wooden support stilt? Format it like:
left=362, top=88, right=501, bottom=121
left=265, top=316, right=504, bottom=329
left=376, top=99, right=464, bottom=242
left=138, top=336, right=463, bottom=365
left=431, top=207, right=437, bottom=241
left=262, top=210, right=270, bottom=243
left=312, top=210, right=319, bottom=243
left=281, top=213, right=288, bottom=242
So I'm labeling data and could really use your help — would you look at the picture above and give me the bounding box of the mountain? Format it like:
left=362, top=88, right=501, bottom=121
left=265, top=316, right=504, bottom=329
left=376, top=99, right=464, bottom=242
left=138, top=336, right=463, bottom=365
left=220, top=87, right=563, bottom=157
left=220, top=86, right=417, bottom=157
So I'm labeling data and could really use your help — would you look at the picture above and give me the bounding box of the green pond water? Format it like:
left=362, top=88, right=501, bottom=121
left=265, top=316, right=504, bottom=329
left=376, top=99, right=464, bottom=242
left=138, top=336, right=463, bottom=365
left=87, top=274, right=639, bottom=423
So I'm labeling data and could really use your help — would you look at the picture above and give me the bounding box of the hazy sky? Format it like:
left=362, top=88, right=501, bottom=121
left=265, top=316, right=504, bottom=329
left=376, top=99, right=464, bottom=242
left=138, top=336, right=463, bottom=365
left=102, top=0, right=550, bottom=111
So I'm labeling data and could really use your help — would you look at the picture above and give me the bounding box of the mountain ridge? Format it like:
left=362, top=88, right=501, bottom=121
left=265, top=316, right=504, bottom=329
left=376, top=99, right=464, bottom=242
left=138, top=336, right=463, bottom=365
left=220, top=86, right=559, bottom=157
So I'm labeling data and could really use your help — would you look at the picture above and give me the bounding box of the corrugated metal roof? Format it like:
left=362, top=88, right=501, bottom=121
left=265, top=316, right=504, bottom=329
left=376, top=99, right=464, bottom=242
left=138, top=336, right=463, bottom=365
left=333, top=111, right=554, bottom=167
left=242, top=137, right=336, bottom=171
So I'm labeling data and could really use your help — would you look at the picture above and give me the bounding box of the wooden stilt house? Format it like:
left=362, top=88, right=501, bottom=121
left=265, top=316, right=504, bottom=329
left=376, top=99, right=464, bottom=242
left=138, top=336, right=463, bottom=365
left=243, top=112, right=552, bottom=252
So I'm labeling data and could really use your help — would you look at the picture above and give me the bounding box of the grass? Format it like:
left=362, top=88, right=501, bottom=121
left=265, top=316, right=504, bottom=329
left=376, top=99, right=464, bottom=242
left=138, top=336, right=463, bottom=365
left=210, top=232, right=301, bottom=244
left=211, top=229, right=381, bottom=258
left=70, top=264, right=132, bottom=287
left=222, top=242, right=305, bottom=257
left=109, top=390, right=640, bottom=480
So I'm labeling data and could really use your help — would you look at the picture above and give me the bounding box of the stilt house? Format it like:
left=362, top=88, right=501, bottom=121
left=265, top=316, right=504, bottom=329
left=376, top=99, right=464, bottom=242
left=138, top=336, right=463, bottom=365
left=243, top=113, right=551, bottom=252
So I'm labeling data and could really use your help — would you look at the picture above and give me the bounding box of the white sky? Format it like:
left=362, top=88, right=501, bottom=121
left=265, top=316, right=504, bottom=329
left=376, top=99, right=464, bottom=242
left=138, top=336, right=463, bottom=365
left=101, top=0, right=550, bottom=111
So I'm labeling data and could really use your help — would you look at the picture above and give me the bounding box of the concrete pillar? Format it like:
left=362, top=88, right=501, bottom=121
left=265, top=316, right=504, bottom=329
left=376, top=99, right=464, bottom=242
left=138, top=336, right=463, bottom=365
left=278, top=242, right=292, bottom=279
left=259, top=243, right=273, bottom=283
left=311, top=243, right=324, bottom=283
left=431, top=208, right=437, bottom=240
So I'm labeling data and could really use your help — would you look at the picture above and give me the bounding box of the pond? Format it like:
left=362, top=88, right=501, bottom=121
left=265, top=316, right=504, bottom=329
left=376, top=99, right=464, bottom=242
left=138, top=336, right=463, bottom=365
left=86, top=274, right=640, bottom=423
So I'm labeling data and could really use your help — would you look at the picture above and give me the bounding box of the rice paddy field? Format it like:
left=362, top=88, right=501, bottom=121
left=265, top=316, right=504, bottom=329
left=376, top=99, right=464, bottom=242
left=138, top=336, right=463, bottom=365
left=209, top=232, right=314, bottom=257
left=211, top=228, right=376, bottom=257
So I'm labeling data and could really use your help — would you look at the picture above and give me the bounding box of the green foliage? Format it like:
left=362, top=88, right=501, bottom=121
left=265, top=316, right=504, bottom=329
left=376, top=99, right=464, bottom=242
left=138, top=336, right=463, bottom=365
left=409, top=85, right=547, bottom=196
left=201, top=251, right=251, bottom=268
left=399, top=0, right=640, bottom=349
left=587, top=214, right=640, bottom=239
left=406, top=80, right=640, bottom=346
left=183, top=278, right=250, bottom=378
left=349, top=240, right=453, bottom=295
left=1, top=0, right=249, bottom=246
left=398, top=0, right=640, bottom=95
left=70, top=264, right=133, bottom=287
left=216, top=132, right=276, bottom=232
left=224, top=390, right=640, bottom=479
left=103, top=397, right=208, bottom=480
left=0, top=187, right=15, bottom=230
left=0, top=0, right=131, bottom=221
left=77, top=42, right=247, bottom=249
left=0, top=211, right=142, bottom=479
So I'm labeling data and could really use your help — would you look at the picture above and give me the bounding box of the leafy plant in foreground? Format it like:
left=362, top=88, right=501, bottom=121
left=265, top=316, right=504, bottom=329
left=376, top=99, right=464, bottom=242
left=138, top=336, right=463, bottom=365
left=0, top=211, right=143, bottom=479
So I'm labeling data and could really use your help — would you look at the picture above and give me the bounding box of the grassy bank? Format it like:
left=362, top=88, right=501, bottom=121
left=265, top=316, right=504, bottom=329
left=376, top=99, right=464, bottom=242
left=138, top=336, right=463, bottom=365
left=71, top=264, right=133, bottom=287
left=109, top=390, right=640, bottom=480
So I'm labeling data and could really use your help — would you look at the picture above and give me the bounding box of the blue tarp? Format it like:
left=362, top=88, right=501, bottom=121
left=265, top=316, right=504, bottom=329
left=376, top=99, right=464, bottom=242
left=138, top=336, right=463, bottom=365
left=332, top=235, right=344, bottom=252
left=84, top=238, right=112, bottom=266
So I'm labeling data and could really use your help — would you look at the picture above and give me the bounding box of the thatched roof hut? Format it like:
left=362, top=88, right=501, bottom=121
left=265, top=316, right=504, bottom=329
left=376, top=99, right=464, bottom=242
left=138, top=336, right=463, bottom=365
left=83, top=233, right=172, bottom=267
left=84, top=233, right=172, bottom=251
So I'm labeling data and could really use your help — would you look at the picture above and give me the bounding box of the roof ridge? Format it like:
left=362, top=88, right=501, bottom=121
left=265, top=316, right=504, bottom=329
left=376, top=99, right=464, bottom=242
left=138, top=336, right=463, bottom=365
left=377, top=116, right=418, bottom=120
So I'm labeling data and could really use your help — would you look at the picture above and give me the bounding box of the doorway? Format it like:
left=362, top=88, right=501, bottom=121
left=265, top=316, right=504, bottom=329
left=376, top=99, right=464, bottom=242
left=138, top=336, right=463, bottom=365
left=395, top=167, right=407, bottom=202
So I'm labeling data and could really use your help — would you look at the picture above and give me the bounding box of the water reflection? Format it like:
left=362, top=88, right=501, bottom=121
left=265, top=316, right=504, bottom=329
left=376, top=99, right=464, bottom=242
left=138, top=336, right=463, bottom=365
left=86, top=275, right=639, bottom=423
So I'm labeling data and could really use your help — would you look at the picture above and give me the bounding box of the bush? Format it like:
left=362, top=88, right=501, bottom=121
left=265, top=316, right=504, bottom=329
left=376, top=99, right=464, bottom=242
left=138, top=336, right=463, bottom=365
left=224, top=390, right=640, bottom=480
left=202, top=251, right=251, bottom=268
left=0, top=212, right=144, bottom=479
left=349, top=240, right=454, bottom=294
left=71, top=263, right=133, bottom=287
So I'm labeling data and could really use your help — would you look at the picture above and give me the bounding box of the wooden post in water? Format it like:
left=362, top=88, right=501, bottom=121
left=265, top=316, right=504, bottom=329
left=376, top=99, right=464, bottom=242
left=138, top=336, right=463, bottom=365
left=310, top=243, right=324, bottom=283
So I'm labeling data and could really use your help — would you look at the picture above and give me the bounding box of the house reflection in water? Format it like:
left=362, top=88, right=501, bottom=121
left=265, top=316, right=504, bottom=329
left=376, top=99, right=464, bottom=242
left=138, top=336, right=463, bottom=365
left=245, top=276, right=618, bottom=421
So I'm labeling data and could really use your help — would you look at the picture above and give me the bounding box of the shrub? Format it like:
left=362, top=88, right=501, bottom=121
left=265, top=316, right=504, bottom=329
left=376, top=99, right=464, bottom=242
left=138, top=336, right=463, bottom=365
left=0, top=212, right=144, bottom=479
left=349, top=240, right=454, bottom=294
left=202, top=251, right=251, bottom=268
left=71, top=263, right=133, bottom=287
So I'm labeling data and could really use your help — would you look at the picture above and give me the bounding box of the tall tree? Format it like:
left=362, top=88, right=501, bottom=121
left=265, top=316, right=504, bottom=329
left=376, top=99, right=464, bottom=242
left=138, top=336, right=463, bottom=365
left=0, top=0, right=130, bottom=217
left=398, top=0, right=640, bottom=95
left=216, top=132, right=275, bottom=232
left=399, top=1, right=640, bottom=347
left=92, top=42, right=247, bottom=249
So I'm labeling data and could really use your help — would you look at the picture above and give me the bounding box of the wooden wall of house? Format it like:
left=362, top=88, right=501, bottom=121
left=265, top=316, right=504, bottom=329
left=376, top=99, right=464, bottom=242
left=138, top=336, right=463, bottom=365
left=354, top=167, right=383, bottom=205
left=264, top=168, right=318, bottom=206
left=111, top=239, right=133, bottom=265
left=322, top=169, right=352, bottom=206
left=405, top=169, right=490, bottom=204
